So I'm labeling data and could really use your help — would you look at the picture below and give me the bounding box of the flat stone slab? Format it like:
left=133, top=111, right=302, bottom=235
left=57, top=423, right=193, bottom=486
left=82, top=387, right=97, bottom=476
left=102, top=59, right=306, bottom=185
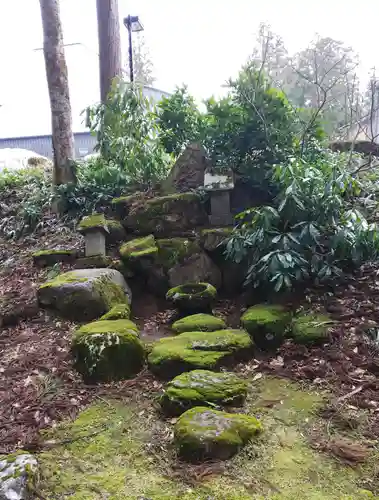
left=37, top=268, right=131, bottom=321
left=174, top=407, right=262, bottom=460
left=161, top=369, right=248, bottom=415
left=148, top=329, right=253, bottom=379
left=0, top=453, right=37, bottom=500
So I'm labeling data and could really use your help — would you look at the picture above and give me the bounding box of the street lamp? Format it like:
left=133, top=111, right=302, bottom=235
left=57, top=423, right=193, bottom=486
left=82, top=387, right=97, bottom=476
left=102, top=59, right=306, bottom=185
left=123, top=15, right=144, bottom=83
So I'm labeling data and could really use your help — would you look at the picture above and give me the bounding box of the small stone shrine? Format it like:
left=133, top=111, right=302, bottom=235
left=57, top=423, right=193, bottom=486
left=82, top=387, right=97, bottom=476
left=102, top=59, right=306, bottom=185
left=204, top=168, right=234, bottom=226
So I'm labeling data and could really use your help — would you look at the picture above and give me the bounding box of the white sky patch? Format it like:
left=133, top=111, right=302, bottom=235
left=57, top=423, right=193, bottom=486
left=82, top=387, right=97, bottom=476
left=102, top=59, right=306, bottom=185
left=0, top=0, right=378, bottom=137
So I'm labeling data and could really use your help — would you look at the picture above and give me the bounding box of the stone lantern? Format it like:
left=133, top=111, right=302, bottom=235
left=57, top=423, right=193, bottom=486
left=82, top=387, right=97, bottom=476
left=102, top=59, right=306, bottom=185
left=204, top=168, right=234, bottom=226
left=78, top=214, right=109, bottom=257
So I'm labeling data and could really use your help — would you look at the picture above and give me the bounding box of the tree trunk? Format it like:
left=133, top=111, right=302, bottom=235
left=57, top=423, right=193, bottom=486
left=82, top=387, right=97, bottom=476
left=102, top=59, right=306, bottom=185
left=96, top=0, right=122, bottom=102
left=39, top=0, right=76, bottom=185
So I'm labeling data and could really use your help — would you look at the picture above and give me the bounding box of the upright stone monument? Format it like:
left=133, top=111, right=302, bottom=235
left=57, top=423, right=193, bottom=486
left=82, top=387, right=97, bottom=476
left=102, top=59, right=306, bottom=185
left=204, top=169, right=234, bottom=226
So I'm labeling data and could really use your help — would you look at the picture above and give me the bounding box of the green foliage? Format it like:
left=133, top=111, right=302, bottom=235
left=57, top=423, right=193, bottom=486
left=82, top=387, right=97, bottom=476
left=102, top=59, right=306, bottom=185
left=87, top=80, right=172, bottom=188
left=207, top=65, right=296, bottom=179
left=156, top=86, right=204, bottom=155
left=226, top=151, right=379, bottom=292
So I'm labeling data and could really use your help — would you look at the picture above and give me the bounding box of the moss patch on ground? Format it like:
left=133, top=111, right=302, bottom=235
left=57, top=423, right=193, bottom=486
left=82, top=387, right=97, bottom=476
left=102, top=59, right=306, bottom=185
left=37, top=377, right=378, bottom=499
left=291, top=312, right=333, bottom=345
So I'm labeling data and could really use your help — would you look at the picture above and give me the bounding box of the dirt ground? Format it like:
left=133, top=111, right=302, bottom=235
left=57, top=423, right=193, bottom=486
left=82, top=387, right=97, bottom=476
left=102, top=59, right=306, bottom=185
left=1, top=229, right=379, bottom=496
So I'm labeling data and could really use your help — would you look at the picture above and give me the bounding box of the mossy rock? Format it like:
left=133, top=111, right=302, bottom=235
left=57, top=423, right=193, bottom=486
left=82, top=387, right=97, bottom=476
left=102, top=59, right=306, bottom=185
left=172, top=313, right=226, bottom=334
left=148, top=329, right=253, bottom=379
left=111, top=192, right=145, bottom=217
left=200, top=227, right=233, bottom=253
left=78, top=213, right=108, bottom=234
left=161, top=369, right=248, bottom=416
left=174, top=407, right=262, bottom=461
left=72, top=319, right=143, bottom=382
left=291, top=312, right=333, bottom=345
left=119, top=235, right=158, bottom=264
left=0, top=453, right=38, bottom=499
left=155, top=238, right=200, bottom=270
left=99, top=303, right=131, bottom=321
left=106, top=218, right=126, bottom=244
left=38, top=269, right=131, bottom=321
left=75, top=255, right=114, bottom=269
left=241, top=304, right=292, bottom=351
left=166, top=282, right=217, bottom=314
left=32, top=248, right=77, bottom=267
left=124, top=192, right=207, bottom=236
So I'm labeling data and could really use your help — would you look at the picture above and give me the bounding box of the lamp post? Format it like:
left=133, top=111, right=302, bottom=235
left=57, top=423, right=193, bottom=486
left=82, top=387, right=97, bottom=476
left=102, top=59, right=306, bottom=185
left=123, top=15, right=144, bottom=83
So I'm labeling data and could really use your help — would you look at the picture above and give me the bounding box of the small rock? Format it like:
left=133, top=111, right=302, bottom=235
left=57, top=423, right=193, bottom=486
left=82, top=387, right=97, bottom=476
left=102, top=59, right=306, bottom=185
left=0, top=453, right=37, bottom=500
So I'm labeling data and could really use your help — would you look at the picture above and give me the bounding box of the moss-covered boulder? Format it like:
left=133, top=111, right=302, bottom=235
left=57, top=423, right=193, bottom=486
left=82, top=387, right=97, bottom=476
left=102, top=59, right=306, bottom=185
left=37, top=269, right=132, bottom=321
left=106, top=218, right=126, bottom=244
left=111, top=192, right=145, bottom=217
left=72, top=319, right=143, bottom=382
left=241, top=304, right=292, bottom=351
left=99, top=303, right=131, bottom=320
left=147, top=238, right=221, bottom=294
left=291, top=312, right=333, bottom=345
left=172, top=313, right=226, bottom=333
left=166, top=282, right=217, bottom=314
left=161, top=370, right=248, bottom=415
left=0, top=453, right=38, bottom=500
left=199, top=228, right=244, bottom=294
left=119, top=235, right=158, bottom=266
left=32, top=248, right=77, bottom=267
left=124, top=193, right=208, bottom=236
left=148, top=329, right=253, bottom=379
left=200, top=228, right=233, bottom=253
left=174, top=407, right=262, bottom=460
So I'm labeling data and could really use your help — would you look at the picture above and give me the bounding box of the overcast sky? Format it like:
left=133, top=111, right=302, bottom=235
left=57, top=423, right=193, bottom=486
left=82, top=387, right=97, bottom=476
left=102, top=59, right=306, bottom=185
left=0, top=0, right=378, bottom=137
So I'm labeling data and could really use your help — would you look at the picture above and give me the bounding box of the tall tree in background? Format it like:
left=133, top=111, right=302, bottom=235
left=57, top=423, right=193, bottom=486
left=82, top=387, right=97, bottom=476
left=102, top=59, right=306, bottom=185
left=250, top=24, right=360, bottom=138
left=39, top=0, right=76, bottom=185
left=96, top=0, right=122, bottom=102
left=132, top=36, right=155, bottom=85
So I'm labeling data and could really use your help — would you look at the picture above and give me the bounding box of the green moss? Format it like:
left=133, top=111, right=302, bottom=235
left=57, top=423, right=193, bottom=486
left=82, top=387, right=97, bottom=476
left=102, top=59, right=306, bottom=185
left=148, top=329, right=253, bottom=379
left=174, top=407, right=262, bottom=460
left=156, top=238, right=200, bottom=269
left=100, top=303, right=131, bottom=321
left=78, top=213, right=107, bottom=232
left=172, top=313, right=226, bottom=333
left=72, top=320, right=143, bottom=382
left=37, top=377, right=378, bottom=499
left=112, top=192, right=144, bottom=206
left=200, top=227, right=233, bottom=252
left=241, top=304, right=292, bottom=350
left=147, top=192, right=200, bottom=206
left=32, top=249, right=76, bottom=257
left=291, top=312, right=333, bottom=345
left=119, top=235, right=158, bottom=261
left=106, top=219, right=123, bottom=230
left=75, top=319, right=138, bottom=339
left=166, top=282, right=217, bottom=313
left=39, top=271, right=89, bottom=289
left=92, top=276, right=128, bottom=311
left=161, top=369, right=248, bottom=415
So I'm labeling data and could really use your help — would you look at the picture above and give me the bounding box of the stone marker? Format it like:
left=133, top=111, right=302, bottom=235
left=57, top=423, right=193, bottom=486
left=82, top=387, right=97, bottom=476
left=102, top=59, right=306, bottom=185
left=78, top=214, right=109, bottom=257
left=204, top=169, right=234, bottom=226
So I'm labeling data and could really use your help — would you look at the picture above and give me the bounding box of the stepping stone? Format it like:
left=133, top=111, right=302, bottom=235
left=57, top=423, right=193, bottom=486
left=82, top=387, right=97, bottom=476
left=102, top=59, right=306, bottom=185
left=37, top=268, right=131, bottom=321
left=241, top=304, right=292, bottom=350
left=174, top=407, right=262, bottom=460
left=172, top=313, right=226, bottom=334
left=291, top=312, right=333, bottom=345
left=161, top=369, right=248, bottom=415
left=148, top=329, right=253, bottom=379
left=72, top=319, right=144, bottom=382
left=166, top=282, right=217, bottom=314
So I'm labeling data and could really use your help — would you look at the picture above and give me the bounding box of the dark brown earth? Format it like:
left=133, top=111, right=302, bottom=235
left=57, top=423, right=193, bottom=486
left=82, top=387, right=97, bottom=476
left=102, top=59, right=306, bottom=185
left=2, top=226, right=379, bottom=454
